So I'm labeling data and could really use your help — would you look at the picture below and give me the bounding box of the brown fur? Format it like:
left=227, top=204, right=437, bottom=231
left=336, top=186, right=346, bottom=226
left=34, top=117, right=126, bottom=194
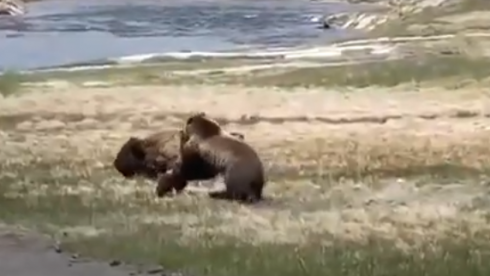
left=155, top=171, right=188, bottom=197
left=155, top=127, right=247, bottom=197
left=113, top=131, right=177, bottom=180
left=164, top=113, right=266, bottom=203
left=113, top=129, right=246, bottom=195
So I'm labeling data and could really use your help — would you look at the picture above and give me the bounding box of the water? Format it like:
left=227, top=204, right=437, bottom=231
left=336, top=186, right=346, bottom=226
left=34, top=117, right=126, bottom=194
left=0, top=0, right=364, bottom=71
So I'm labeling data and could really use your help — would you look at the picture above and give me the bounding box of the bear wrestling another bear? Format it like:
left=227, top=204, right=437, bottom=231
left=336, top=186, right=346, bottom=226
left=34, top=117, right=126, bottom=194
left=113, top=131, right=175, bottom=180
left=113, top=129, right=246, bottom=195
left=156, top=113, right=266, bottom=204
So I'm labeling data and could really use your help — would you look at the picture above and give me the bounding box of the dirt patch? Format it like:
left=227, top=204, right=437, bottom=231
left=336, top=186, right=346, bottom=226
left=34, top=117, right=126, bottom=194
left=0, top=224, right=164, bottom=276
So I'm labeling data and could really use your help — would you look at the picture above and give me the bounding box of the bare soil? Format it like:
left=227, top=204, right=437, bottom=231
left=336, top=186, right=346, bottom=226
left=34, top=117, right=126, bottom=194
left=0, top=224, right=159, bottom=276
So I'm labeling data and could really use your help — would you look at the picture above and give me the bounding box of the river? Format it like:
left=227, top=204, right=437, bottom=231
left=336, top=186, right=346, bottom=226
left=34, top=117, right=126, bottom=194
left=0, top=0, right=367, bottom=71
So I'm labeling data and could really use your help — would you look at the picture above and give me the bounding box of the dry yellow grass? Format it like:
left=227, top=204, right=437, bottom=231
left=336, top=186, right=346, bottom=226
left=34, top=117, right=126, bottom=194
left=1, top=83, right=490, bottom=276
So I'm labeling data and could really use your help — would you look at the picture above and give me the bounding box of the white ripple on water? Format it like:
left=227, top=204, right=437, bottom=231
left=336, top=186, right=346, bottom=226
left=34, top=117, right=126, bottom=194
left=1, top=0, right=368, bottom=71
left=114, top=43, right=393, bottom=62
left=22, top=42, right=395, bottom=74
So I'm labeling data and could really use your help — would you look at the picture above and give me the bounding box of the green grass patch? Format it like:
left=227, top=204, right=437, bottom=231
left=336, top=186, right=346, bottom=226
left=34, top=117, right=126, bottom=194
left=65, top=232, right=490, bottom=276
left=21, top=55, right=490, bottom=89
left=21, top=59, right=271, bottom=86
left=220, top=55, right=490, bottom=88
left=2, top=155, right=490, bottom=276
left=0, top=70, right=25, bottom=96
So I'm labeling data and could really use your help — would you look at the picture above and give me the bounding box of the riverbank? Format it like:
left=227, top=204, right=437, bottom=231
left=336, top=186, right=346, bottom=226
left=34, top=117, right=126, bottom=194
left=3, top=37, right=490, bottom=92
left=325, top=0, right=490, bottom=36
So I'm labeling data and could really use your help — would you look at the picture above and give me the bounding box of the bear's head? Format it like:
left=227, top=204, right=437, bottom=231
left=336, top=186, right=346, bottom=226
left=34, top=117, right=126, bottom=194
left=184, top=112, right=222, bottom=139
left=113, top=137, right=165, bottom=179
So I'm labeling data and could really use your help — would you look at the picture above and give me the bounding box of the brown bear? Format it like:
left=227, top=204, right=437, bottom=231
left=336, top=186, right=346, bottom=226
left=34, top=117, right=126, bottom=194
left=113, top=129, right=246, bottom=195
left=113, top=130, right=176, bottom=180
left=154, top=127, right=248, bottom=197
left=158, top=113, right=266, bottom=203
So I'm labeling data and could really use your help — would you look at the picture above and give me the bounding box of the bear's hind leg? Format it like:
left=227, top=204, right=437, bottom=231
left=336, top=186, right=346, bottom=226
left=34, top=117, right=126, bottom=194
left=220, top=167, right=262, bottom=204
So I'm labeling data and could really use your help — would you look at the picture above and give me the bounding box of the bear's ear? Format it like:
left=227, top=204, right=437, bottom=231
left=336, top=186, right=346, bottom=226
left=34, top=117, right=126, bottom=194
left=128, top=137, right=146, bottom=159
left=186, top=112, right=207, bottom=125
left=185, top=113, right=221, bottom=139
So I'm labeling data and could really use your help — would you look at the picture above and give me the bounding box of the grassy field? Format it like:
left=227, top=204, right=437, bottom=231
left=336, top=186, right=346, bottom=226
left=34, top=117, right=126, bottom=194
left=3, top=1, right=490, bottom=270
left=3, top=53, right=490, bottom=96
left=2, top=71, right=490, bottom=275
